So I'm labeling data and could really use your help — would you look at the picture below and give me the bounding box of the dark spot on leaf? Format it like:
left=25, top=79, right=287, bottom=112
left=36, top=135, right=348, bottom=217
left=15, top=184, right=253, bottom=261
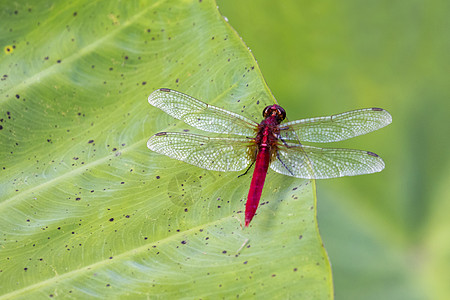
left=106, top=284, right=110, bottom=287
left=184, top=208, right=188, bottom=212
left=73, top=157, right=78, bottom=160
left=299, top=235, right=303, bottom=239
left=24, top=267, right=28, bottom=271
left=109, top=256, right=113, bottom=259
left=144, top=237, right=148, bottom=240
left=0, top=125, right=2, bottom=130
left=57, top=59, right=61, bottom=63
left=181, top=240, right=187, bottom=244
left=293, top=268, right=298, bottom=272
left=88, top=140, right=94, bottom=143
left=222, top=250, right=227, bottom=254
left=75, top=197, right=80, bottom=201
left=15, top=94, right=20, bottom=99
left=109, top=218, right=114, bottom=222
left=271, top=274, right=276, bottom=277
left=73, top=12, right=77, bottom=16
left=243, top=261, right=247, bottom=264
left=156, top=176, right=160, bottom=179
left=120, top=182, right=124, bottom=184
left=142, top=81, right=147, bottom=85
left=112, top=148, right=117, bottom=151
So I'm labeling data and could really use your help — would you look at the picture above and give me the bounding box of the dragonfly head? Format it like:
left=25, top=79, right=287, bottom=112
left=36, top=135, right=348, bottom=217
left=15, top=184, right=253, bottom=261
left=263, top=105, right=286, bottom=123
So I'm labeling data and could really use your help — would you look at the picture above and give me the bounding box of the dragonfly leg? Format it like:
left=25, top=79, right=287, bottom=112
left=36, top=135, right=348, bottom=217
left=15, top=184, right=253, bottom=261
left=278, top=133, right=302, bottom=148
left=238, top=160, right=255, bottom=178
left=238, top=147, right=257, bottom=178
left=276, top=152, right=295, bottom=176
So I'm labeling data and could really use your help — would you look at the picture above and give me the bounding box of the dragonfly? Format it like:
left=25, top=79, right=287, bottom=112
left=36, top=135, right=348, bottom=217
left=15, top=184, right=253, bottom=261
left=147, top=88, right=392, bottom=227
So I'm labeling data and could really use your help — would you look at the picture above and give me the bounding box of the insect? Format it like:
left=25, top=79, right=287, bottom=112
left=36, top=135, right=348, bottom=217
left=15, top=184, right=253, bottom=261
left=147, top=88, right=392, bottom=227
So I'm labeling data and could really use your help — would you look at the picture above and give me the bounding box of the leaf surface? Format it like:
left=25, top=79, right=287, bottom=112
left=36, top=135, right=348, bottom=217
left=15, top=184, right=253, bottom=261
left=0, top=1, right=332, bottom=298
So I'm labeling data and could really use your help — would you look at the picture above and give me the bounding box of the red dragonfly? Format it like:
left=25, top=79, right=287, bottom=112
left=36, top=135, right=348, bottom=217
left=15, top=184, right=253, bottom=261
left=147, top=88, right=392, bottom=227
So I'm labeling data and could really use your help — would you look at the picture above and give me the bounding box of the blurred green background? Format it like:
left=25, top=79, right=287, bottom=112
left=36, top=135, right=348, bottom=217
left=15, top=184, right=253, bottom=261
left=217, top=0, right=450, bottom=299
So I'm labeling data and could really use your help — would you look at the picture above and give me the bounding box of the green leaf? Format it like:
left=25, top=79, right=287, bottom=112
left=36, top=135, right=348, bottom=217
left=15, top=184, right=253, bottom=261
left=0, top=0, right=332, bottom=298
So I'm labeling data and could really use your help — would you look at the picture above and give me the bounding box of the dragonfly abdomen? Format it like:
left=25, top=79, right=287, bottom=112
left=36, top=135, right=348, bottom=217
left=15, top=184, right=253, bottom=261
left=245, top=145, right=271, bottom=227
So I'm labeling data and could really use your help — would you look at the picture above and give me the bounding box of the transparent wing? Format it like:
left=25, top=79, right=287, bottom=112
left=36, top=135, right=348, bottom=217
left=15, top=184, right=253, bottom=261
left=149, top=88, right=258, bottom=136
left=147, top=132, right=253, bottom=172
left=279, top=108, right=392, bottom=143
left=270, top=143, right=385, bottom=179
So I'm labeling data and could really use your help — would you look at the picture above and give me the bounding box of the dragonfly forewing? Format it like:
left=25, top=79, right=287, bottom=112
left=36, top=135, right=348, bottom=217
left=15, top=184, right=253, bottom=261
left=147, top=132, right=254, bottom=172
left=148, top=88, right=258, bottom=136
left=271, top=143, right=385, bottom=179
left=279, top=108, right=392, bottom=143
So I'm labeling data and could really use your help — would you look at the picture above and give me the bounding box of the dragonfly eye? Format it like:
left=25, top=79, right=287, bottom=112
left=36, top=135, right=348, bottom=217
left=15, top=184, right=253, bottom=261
left=276, top=106, right=286, bottom=122
left=263, top=105, right=286, bottom=122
